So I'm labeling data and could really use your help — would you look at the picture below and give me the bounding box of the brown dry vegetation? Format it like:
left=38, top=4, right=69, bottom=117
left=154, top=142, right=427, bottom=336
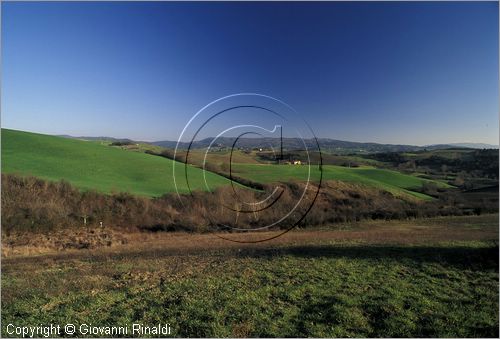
left=2, top=173, right=495, bottom=238
left=155, top=148, right=263, bottom=165
left=2, top=199, right=498, bottom=337
left=3, top=213, right=498, bottom=258
left=1, top=174, right=484, bottom=236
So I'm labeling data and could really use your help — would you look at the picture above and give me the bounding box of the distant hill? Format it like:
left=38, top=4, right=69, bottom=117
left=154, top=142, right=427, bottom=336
left=152, top=137, right=489, bottom=154
left=56, top=133, right=497, bottom=153
left=426, top=143, right=498, bottom=150
left=56, top=134, right=139, bottom=144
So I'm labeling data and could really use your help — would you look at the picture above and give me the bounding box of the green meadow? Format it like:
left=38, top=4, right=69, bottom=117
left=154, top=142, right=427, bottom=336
left=2, top=129, right=451, bottom=199
left=1, top=129, right=230, bottom=197
left=2, top=235, right=498, bottom=337
left=232, top=163, right=451, bottom=200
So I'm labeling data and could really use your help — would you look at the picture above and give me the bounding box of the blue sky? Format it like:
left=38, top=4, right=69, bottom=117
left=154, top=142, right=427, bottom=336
left=1, top=1, right=498, bottom=145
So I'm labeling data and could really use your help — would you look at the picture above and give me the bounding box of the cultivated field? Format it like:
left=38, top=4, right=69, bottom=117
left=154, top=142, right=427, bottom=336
left=2, top=215, right=498, bottom=337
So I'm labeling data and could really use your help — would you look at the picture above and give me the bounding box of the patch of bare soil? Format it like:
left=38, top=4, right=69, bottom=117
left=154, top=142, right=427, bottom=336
left=2, top=215, right=498, bottom=261
left=2, top=227, right=128, bottom=257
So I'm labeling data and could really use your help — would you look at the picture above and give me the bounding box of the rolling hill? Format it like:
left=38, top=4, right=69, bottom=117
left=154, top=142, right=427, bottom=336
left=231, top=163, right=452, bottom=200
left=152, top=137, right=425, bottom=153
left=1, top=129, right=230, bottom=197
left=152, top=137, right=497, bottom=153
left=2, top=129, right=453, bottom=200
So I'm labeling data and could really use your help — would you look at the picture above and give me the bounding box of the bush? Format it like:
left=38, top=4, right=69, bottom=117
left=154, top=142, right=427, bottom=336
left=2, top=174, right=494, bottom=235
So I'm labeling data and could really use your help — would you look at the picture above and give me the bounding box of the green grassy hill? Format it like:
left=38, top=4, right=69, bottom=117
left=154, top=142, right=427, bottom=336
left=2, top=129, right=452, bottom=200
left=1, top=129, right=230, bottom=197
left=232, top=163, right=451, bottom=200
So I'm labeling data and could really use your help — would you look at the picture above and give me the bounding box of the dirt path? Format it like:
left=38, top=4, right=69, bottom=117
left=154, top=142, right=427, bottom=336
left=3, top=215, right=498, bottom=263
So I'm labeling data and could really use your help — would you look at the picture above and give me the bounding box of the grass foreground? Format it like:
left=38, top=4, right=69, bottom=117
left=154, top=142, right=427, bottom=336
left=2, top=215, right=498, bottom=337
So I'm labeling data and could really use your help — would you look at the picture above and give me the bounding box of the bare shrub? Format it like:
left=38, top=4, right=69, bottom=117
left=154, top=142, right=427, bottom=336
left=2, top=173, right=492, bottom=235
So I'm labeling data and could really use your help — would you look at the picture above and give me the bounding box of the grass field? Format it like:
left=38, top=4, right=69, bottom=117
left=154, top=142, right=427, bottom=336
left=232, top=163, right=451, bottom=200
left=176, top=149, right=264, bottom=165
left=2, top=215, right=498, bottom=337
left=1, top=129, right=453, bottom=200
left=402, top=149, right=476, bottom=160
left=1, top=129, right=230, bottom=196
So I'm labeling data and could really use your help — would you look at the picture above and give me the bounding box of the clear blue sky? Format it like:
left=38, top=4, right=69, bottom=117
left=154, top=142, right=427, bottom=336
left=2, top=1, right=498, bottom=145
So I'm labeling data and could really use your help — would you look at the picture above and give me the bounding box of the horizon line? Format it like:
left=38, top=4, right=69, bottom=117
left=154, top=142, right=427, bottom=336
left=2, top=127, right=498, bottom=148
